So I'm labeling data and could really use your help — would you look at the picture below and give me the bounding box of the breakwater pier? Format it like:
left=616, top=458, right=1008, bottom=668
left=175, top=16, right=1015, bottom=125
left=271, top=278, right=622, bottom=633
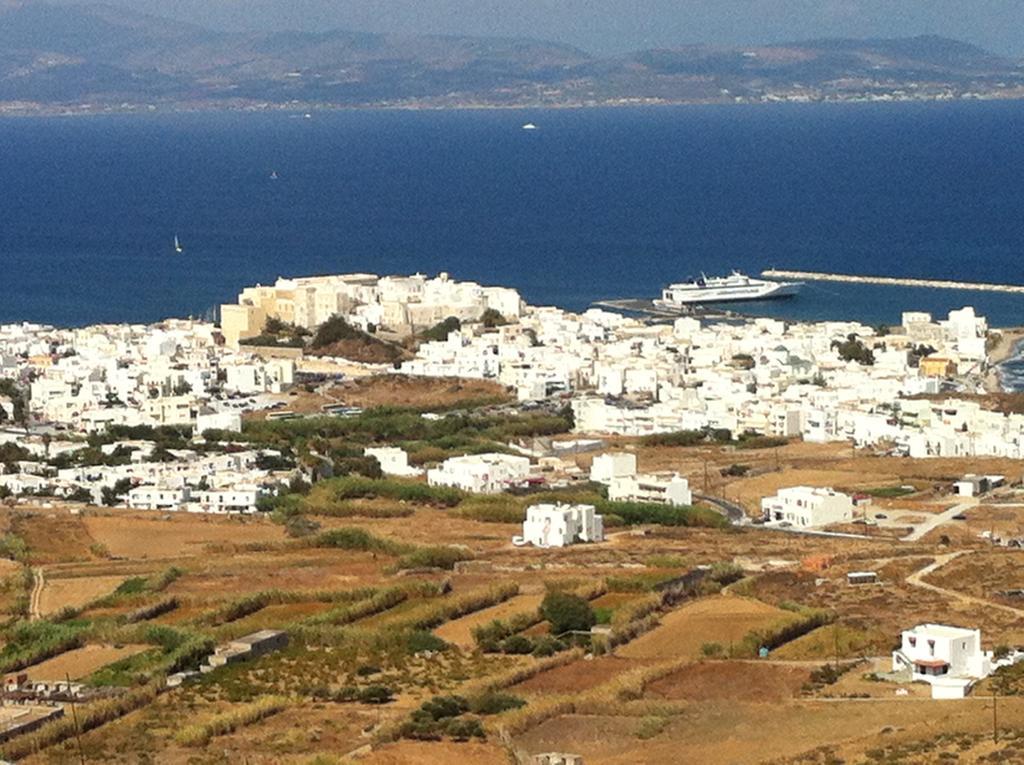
left=762, top=270, right=1024, bottom=294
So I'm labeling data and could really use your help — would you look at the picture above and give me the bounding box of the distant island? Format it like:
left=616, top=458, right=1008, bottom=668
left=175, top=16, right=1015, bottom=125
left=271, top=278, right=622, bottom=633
left=2, top=1, right=1024, bottom=115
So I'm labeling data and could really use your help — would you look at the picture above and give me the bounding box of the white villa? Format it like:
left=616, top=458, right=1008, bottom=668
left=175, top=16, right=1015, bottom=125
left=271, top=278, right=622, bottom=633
left=426, top=453, right=532, bottom=494
left=761, top=486, right=855, bottom=528
left=891, top=624, right=1016, bottom=699
left=521, top=503, right=604, bottom=548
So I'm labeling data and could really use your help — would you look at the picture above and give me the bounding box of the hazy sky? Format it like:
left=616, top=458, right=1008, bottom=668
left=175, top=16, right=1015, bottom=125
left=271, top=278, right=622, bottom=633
left=67, top=0, right=1024, bottom=56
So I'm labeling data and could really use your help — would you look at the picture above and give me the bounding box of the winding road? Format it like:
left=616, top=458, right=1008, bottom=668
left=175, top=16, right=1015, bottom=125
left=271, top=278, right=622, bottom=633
left=905, top=551, right=1024, bottom=618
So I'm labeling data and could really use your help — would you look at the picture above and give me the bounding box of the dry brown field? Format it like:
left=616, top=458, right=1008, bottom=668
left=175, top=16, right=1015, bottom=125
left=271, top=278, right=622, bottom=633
left=37, top=574, right=126, bottom=616
left=617, top=595, right=797, bottom=660
left=24, top=644, right=150, bottom=682
left=82, top=513, right=286, bottom=559
left=434, top=592, right=545, bottom=649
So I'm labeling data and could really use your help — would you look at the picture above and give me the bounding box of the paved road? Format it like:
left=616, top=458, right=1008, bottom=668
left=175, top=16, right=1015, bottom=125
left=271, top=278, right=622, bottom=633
left=902, top=499, right=978, bottom=542
left=693, top=493, right=746, bottom=524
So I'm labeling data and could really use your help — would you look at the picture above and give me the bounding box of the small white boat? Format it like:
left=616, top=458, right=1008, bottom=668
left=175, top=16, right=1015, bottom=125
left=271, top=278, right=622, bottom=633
left=270, top=170, right=279, bottom=180
left=174, top=235, right=183, bottom=254
left=522, top=123, right=538, bottom=131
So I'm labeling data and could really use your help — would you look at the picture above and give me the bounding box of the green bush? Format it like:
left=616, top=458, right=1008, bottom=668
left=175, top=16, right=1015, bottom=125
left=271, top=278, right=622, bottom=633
left=469, top=692, right=525, bottom=715
left=541, top=592, right=595, bottom=636
left=420, top=317, right=462, bottom=343
left=358, top=685, right=394, bottom=704
left=396, top=545, right=473, bottom=571
left=445, top=717, right=486, bottom=741
left=500, top=635, right=534, bottom=655
left=312, top=528, right=408, bottom=555
left=415, top=695, right=469, bottom=722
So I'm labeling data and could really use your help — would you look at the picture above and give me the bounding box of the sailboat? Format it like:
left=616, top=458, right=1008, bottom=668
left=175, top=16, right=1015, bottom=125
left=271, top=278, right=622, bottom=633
left=174, top=235, right=183, bottom=254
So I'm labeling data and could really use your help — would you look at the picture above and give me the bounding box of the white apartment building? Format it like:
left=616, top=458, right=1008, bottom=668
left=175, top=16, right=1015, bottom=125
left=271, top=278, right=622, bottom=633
left=609, top=473, right=692, bottom=507
left=761, top=486, right=855, bottom=528
left=426, top=453, right=532, bottom=494
left=128, top=485, right=191, bottom=511
left=521, top=503, right=604, bottom=547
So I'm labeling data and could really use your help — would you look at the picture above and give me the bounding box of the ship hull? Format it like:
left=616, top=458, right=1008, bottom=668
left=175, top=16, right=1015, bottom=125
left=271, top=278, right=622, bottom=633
left=657, top=280, right=802, bottom=306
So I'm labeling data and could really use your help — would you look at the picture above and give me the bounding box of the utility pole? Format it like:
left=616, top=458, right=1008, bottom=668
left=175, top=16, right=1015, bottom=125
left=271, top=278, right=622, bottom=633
left=703, top=457, right=709, bottom=493
left=67, top=673, right=85, bottom=765
left=833, top=622, right=840, bottom=670
left=993, top=686, right=999, bottom=744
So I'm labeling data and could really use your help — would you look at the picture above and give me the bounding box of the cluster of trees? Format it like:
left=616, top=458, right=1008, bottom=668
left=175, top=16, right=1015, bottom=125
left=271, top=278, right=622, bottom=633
left=831, top=334, right=875, bottom=365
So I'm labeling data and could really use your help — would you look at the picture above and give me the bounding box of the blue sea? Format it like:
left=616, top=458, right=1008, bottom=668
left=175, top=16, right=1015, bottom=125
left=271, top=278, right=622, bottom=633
left=1, top=102, right=1024, bottom=328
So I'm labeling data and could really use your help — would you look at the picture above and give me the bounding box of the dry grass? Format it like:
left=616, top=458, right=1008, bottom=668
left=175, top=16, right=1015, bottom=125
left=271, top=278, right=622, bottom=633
left=24, top=643, right=150, bottom=681
left=616, top=595, right=796, bottom=660
left=37, top=574, right=126, bottom=617
left=83, top=513, right=286, bottom=559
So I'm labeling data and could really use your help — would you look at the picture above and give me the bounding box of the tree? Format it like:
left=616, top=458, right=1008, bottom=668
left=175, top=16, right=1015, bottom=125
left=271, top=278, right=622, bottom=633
left=540, top=592, right=596, bottom=636
left=420, top=317, right=462, bottom=343
left=101, top=478, right=134, bottom=507
left=831, top=334, right=875, bottom=366
left=480, top=308, right=507, bottom=328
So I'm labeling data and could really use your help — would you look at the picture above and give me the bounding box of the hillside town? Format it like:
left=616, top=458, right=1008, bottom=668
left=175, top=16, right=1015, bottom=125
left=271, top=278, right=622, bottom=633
left=0, top=272, right=1011, bottom=516
left=3, top=273, right=1024, bottom=761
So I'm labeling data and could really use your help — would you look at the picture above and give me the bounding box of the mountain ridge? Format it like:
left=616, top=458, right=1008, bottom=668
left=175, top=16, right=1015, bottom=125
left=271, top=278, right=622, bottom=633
left=1, top=2, right=1022, bottom=113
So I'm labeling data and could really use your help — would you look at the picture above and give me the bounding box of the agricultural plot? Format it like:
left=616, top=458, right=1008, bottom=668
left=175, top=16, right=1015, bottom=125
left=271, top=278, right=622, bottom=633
left=37, top=574, right=126, bottom=617
left=617, top=596, right=798, bottom=660
left=24, top=644, right=150, bottom=682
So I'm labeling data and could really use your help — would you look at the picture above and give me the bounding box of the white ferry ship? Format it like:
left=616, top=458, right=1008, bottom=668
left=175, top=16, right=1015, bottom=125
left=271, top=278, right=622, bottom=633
left=657, top=271, right=802, bottom=306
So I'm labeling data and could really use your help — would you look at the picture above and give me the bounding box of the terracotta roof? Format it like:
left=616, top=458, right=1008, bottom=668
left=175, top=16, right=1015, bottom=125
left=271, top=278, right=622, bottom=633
left=913, top=659, right=949, bottom=668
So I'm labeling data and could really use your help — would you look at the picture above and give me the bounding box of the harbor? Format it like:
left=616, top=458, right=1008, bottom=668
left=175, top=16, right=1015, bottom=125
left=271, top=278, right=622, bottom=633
left=762, top=269, right=1024, bottom=294
left=589, top=298, right=746, bottom=321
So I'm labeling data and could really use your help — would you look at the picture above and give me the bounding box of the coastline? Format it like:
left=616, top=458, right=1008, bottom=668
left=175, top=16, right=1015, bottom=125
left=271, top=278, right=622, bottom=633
left=986, top=327, right=1024, bottom=392
left=3, top=91, right=1024, bottom=119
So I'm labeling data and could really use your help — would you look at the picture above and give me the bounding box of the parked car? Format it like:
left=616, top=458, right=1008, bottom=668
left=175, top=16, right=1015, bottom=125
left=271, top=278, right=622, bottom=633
left=874, top=513, right=888, bottom=520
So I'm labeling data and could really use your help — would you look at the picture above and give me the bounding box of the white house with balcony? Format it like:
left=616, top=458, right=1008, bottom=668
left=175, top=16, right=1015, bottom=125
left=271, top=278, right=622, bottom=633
left=521, top=503, right=604, bottom=548
left=128, top=485, right=191, bottom=511
left=891, top=624, right=1010, bottom=699
left=427, top=453, right=531, bottom=494
left=761, top=486, right=855, bottom=528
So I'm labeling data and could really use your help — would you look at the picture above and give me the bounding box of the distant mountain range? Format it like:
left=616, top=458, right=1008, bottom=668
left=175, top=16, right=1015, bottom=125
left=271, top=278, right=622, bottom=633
left=2, top=1, right=1023, bottom=113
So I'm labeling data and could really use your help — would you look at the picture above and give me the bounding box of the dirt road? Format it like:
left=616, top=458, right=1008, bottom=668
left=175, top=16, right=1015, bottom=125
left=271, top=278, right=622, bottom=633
left=29, top=567, right=44, bottom=621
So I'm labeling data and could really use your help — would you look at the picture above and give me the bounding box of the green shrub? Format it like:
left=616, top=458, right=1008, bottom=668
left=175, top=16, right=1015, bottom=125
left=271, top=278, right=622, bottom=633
left=420, top=317, right=462, bottom=343
left=469, top=692, right=526, bottom=715
left=531, top=636, right=567, bottom=657
left=541, top=592, right=595, bottom=636
left=500, top=635, right=534, bottom=655
left=396, top=545, right=473, bottom=571
left=414, top=695, right=469, bottom=722
left=313, top=528, right=408, bottom=555
left=405, top=630, right=449, bottom=654
left=358, top=685, right=394, bottom=704
left=445, top=717, right=486, bottom=741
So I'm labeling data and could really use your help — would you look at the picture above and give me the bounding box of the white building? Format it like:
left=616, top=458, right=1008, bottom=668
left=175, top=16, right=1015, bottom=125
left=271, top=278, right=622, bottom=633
left=521, top=503, right=604, bottom=548
left=426, top=453, right=532, bottom=494
left=608, top=473, right=692, bottom=507
left=892, top=624, right=998, bottom=699
left=128, top=485, right=191, bottom=511
left=589, top=452, right=637, bottom=484
left=761, top=486, right=855, bottom=528
left=364, top=447, right=424, bottom=478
